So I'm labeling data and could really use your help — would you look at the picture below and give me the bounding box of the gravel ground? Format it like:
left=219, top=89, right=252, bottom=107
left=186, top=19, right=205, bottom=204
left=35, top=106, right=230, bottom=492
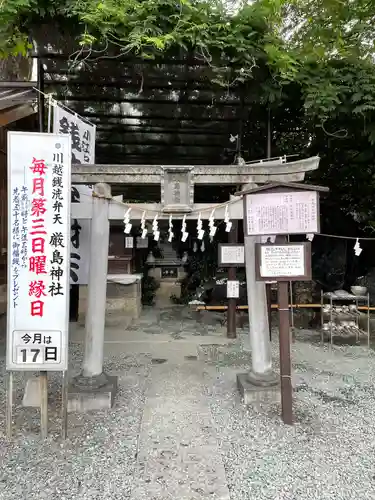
left=0, top=344, right=151, bottom=500
left=205, top=330, right=375, bottom=500
left=1, top=328, right=375, bottom=499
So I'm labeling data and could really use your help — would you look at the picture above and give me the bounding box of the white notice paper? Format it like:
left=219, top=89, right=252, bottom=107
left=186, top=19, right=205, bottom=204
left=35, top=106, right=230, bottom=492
left=260, top=245, right=305, bottom=278
left=245, top=191, right=319, bottom=236
left=125, top=237, right=134, bottom=249
left=227, top=280, right=240, bottom=298
left=220, top=245, right=245, bottom=265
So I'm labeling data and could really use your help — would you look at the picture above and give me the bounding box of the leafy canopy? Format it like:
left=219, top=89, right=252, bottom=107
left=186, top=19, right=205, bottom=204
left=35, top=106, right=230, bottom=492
left=2, top=0, right=375, bottom=138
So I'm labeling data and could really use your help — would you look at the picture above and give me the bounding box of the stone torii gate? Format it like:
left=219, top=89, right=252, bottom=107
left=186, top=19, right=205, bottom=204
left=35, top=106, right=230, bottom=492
left=69, top=156, right=320, bottom=409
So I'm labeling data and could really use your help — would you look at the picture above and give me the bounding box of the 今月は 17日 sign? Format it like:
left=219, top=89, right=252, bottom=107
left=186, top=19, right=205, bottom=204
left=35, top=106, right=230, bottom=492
left=6, top=132, right=71, bottom=371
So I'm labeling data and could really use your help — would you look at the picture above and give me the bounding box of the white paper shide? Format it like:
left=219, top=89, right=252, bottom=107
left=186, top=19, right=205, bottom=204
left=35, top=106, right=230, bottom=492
left=260, top=245, right=305, bottom=278
left=7, top=132, right=71, bottom=371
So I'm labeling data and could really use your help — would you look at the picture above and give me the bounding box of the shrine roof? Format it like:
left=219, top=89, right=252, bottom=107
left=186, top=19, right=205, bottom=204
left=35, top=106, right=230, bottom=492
left=0, top=82, right=37, bottom=126
left=235, top=181, right=330, bottom=196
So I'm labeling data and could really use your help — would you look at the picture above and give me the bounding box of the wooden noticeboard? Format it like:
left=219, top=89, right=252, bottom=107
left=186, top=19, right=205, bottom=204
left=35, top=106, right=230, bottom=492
left=244, top=190, right=320, bottom=236
left=255, top=242, right=312, bottom=282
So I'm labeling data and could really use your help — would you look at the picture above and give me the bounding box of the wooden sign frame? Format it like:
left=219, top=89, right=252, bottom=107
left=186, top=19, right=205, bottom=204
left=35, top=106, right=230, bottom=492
left=255, top=242, right=312, bottom=282
left=243, top=188, right=321, bottom=237
left=218, top=243, right=245, bottom=267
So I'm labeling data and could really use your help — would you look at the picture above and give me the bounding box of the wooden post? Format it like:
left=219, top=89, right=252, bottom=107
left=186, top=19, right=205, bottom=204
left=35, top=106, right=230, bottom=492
left=278, top=280, right=293, bottom=425
left=266, top=284, right=272, bottom=340
left=227, top=219, right=238, bottom=338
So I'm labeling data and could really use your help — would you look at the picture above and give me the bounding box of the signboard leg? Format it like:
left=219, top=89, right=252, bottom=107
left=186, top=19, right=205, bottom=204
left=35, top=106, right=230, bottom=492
left=278, top=281, right=293, bottom=425
left=227, top=221, right=238, bottom=339
left=61, top=371, right=68, bottom=439
left=289, top=282, right=295, bottom=342
left=40, top=371, right=48, bottom=438
left=6, top=372, right=13, bottom=439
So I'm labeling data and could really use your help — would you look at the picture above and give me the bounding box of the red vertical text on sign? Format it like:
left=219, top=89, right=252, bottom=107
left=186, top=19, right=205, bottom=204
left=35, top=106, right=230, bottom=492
left=29, top=158, right=48, bottom=317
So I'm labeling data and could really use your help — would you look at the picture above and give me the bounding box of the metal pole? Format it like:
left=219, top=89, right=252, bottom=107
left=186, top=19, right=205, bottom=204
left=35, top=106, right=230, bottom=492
left=6, top=372, right=13, bottom=439
left=278, top=280, right=293, bottom=425
left=227, top=218, right=238, bottom=339
left=47, top=94, right=52, bottom=133
left=37, top=59, right=45, bottom=133
left=367, top=293, right=370, bottom=349
left=287, top=235, right=294, bottom=341
left=40, top=371, right=48, bottom=438
left=61, top=371, right=69, bottom=439
left=265, top=106, right=273, bottom=340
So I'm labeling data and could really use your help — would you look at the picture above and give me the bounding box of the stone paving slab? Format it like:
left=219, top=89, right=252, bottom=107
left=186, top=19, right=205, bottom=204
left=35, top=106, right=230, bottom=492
left=130, top=362, right=230, bottom=500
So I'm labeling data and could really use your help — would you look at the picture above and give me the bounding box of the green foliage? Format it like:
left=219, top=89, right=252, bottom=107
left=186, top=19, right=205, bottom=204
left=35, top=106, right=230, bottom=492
left=175, top=243, right=218, bottom=304
left=2, top=0, right=375, bottom=232
left=2, top=0, right=375, bottom=126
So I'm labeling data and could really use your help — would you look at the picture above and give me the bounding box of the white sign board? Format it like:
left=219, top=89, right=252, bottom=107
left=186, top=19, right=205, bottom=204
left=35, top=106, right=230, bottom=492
left=245, top=191, right=319, bottom=236
left=227, top=280, right=240, bottom=299
left=7, top=132, right=71, bottom=371
left=53, top=104, right=96, bottom=284
left=219, top=244, right=245, bottom=266
left=125, top=237, right=134, bottom=249
left=260, top=245, right=305, bottom=278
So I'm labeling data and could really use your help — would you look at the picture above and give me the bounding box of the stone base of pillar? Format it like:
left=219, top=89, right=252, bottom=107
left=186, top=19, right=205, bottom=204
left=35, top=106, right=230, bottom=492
left=237, top=373, right=280, bottom=406
left=247, top=369, right=279, bottom=387
left=67, top=373, right=117, bottom=413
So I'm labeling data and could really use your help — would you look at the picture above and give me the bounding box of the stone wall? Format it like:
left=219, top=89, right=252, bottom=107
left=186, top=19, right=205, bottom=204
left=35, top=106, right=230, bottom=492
left=78, top=280, right=142, bottom=325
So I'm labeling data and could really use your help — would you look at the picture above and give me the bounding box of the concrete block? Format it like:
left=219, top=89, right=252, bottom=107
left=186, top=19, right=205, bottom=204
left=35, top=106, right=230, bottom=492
left=237, top=373, right=281, bottom=406
left=22, top=377, right=42, bottom=407
left=0, top=284, right=7, bottom=315
left=68, top=375, right=117, bottom=413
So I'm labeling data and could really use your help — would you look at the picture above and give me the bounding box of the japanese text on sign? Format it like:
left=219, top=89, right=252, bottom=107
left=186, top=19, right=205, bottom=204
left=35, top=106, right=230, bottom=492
left=245, top=191, right=319, bottom=236
left=53, top=105, right=95, bottom=285
left=53, top=104, right=95, bottom=165
left=219, top=245, right=245, bottom=266
left=7, top=132, right=71, bottom=371
left=260, top=245, right=305, bottom=278
left=227, top=280, right=240, bottom=299
left=125, top=237, right=134, bottom=249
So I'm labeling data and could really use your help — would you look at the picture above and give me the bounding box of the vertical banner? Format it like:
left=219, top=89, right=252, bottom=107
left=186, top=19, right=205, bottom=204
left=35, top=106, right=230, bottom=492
left=70, top=185, right=91, bottom=284
left=53, top=104, right=96, bottom=285
left=7, top=132, right=71, bottom=371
